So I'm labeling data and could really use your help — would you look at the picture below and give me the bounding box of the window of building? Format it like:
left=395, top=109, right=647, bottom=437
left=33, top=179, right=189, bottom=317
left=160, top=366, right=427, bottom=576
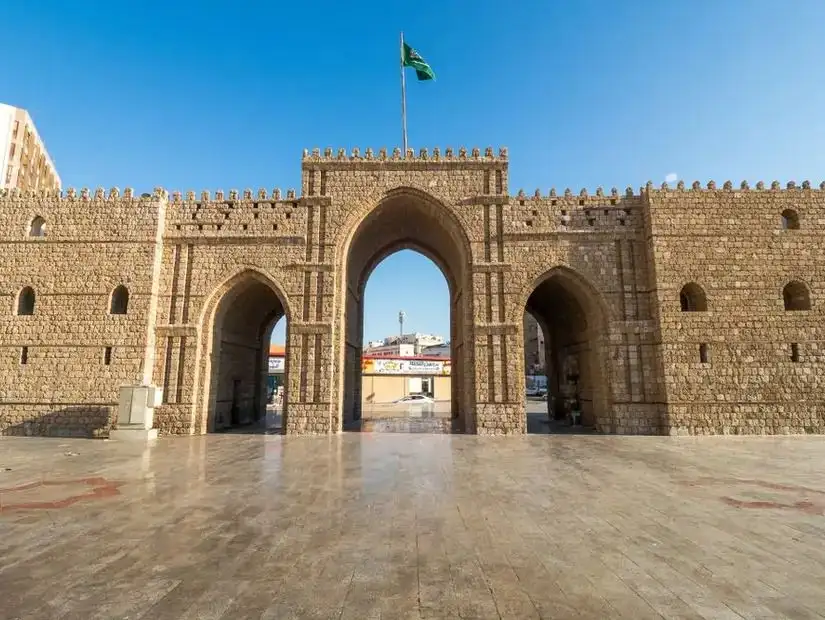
left=9, top=143, right=15, bottom=158
left=679, top=282, right=708, bottom=312
left=12, top=120, right=19, bottom=138
left=28, top=216, right=46, bottom=237
left=20, top=346, right=28, bottom=365
left=699, top=343, right=710, bottom=363
left=104, top=346, right=112, bottom=365
left=110, top=285, right=129, bottom=315
left=4, top=165, right=12, bottom=184
left=17, top=287, right=35, bottom=315
left=781, top=209, right=800, bottom=230
left=783, top=281, right=811, bottom=311
left=790, top=343, right=800, bottom=363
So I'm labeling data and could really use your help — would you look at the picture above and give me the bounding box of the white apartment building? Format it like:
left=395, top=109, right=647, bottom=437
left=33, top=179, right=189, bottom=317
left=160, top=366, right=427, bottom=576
left=0, top=103, right=61, bottom=192
left=364, top=332, right=447, bottom=357
left=363, top=343, right=417, bottom=357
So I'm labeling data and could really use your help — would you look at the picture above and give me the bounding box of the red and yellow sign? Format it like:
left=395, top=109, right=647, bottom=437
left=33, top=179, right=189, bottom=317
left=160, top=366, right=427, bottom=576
left=361, top=357, right=450, bottom=376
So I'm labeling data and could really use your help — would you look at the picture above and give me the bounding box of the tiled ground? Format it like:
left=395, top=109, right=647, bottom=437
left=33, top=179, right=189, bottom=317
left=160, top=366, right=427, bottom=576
left=1, top=432, right=825, bottom=619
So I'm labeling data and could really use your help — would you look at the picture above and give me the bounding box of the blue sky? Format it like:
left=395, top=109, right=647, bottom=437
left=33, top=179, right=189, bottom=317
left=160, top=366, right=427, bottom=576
left=6, top=1, right=825, bottom=344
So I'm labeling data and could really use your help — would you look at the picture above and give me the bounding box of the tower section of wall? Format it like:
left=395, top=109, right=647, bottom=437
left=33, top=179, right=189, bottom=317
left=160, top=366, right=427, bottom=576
left=0, top=187, right=163, bottom=436
left=646, top=180, right=825, bottom=435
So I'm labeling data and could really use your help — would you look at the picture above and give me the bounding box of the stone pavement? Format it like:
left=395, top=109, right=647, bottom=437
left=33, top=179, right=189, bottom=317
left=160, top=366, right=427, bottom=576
left=1, top=433, right=825, bottom=619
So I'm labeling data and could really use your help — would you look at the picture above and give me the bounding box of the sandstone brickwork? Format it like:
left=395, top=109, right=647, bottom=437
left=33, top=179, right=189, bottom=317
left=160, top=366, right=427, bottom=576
left=0, top=150, right=822, bottom=437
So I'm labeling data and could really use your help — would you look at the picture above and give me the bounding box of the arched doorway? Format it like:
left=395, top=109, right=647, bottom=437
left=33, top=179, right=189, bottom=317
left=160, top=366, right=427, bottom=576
left=196, top=270, right=291, bottom=433
left=340, top=188, right=473, bottom=432
left=524, top=268, right=610, bottom=432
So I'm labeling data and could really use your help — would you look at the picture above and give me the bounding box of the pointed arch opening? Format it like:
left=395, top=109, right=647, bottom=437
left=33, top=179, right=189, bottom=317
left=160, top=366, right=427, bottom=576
left=783, top=280, right=810, bottom=311
left=341, top=188, right=473, bottom=433
left=523, top=268, right=610, bottom=433
left=781, top=209, right=800, bottom=230
left=359, top=249, right=452, bottom=429
left=109, top=285, right=129, bottom=315
left=16, top=286, right=35, bottom=316
left=679, top=282, right=707, bottom=312
left=198, top=270, right=291, bottom=433
left=28, top=216, right=46, bottom=237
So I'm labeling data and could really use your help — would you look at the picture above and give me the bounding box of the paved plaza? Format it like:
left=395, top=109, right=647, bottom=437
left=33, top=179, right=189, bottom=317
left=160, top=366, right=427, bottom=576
left=1, top=432, right=825, bottom=619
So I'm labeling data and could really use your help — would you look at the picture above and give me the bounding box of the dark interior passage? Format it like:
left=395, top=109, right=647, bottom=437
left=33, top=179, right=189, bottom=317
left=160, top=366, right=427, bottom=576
left=209, top=277, right=287, bottom=433
left=525, top=270, right=607, bottom=433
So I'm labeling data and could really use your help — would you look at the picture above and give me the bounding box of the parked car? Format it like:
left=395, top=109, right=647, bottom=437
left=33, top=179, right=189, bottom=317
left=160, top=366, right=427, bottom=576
left=525, top=387, right=546, bottom=397
left=393, top=394, right=434, bottom=404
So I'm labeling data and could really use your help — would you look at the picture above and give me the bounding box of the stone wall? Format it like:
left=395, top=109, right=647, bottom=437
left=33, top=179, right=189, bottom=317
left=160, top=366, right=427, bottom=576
left=500, top=186, right=664, bottom=434
left=646, top=180, right=825, bottom=435
left=0, top=187, right=162, bottom=436
left=1, top=155, right=822, bottom=437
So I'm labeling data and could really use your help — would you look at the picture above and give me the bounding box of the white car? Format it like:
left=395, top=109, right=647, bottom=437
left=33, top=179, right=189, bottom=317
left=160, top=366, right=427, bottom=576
left=393, top=394, right=434, bottom=404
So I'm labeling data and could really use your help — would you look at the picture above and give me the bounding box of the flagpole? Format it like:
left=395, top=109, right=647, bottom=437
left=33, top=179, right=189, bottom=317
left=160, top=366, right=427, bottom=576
left=400, top=31, right=408, bottom=153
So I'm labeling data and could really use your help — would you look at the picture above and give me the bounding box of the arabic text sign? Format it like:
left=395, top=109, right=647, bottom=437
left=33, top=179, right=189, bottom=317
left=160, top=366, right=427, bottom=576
left=362, top=358, right=450, bottom=375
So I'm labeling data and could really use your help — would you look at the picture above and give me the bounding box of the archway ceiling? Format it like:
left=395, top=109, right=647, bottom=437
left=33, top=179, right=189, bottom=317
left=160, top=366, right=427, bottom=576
left=219, top=281, right=286, bottom=337
left=346, top=195, right=467, bottom=292
left=527, top=278, right=589, bottom=334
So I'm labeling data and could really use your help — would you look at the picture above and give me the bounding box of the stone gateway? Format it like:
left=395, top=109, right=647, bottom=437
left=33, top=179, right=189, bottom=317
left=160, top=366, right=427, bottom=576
left=1, top=147, right=822, bottom=436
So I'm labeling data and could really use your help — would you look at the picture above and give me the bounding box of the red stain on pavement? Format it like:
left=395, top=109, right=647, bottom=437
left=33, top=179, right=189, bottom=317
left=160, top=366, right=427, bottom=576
left=0, top=477, right=123, bottom=513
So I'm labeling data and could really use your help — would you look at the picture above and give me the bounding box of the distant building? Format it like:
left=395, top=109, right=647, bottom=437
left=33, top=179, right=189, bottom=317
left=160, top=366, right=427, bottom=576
left=364, top=332, right=446, bottom=356
left=523, top=313, right=545, bottom=375
left=364, top=342, right=416, bottom=357
left=0, top=104, right=61, bottom=192
left=361, top=355, right=451, bottom=404
left=420, top=342, right=450, bottom=358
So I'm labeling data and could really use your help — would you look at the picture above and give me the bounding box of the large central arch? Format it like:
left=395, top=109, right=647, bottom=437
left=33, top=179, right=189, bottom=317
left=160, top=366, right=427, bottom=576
left=340, top=187, right=474, bottom=431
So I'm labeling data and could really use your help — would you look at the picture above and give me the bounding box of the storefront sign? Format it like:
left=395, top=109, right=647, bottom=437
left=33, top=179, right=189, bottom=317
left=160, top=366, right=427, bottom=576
left=268, top=357, right=285, bottom=373
left=362, top=358, right=451, bottom=376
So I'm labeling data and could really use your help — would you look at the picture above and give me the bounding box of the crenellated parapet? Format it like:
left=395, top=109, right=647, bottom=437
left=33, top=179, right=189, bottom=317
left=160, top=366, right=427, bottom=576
left=646, top=179, right=825, bottom=193
left=0, top=186, right=154, bottom=202
left=507, top=179, right=825, bottom=202
left=511, top=185, right=638, bottom=202
left=163, top=186, right=305, bottom=240
left=300, top=146, right=508, bottom=167
left=168, top=187, right=298, bottom=204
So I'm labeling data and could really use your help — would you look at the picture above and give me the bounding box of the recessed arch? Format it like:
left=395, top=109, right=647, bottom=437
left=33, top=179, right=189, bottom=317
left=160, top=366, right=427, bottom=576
left=521, top=266, right=611, bottom=432
left=679, top=282, right=707, bottom=312
left=783, top=280, right=811, bottom=311
left=781, top=209, right=800, bottom=230
left=340, top=187, right=474, bottom=432
left=16, top=286, right=35, bottom=316
left=28, top=216, right=46, bottom=237
left=109, top=285, right=129, bottom=315
left=356, top=239, right=458, bottom=302
left=192, top=267, right=292, bottom=434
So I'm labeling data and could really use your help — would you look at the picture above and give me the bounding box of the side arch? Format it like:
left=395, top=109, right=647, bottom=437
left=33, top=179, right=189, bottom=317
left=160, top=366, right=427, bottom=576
left=518, top=265, right=613, bottom=431
left=190, top=266, right=293, bottom=434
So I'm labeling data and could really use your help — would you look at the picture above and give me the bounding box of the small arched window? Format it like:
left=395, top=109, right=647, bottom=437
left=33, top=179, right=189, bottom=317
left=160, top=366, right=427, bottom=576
left=28, top=216, right=46, bottom=237
left=17, top=286, right=35, bottom=315
left=781, top=209, right=800, bottom=230
left=679, top=282, right=707, bottom=312
left=783, top=281, right=811, bottom=311
left=110, top=285, right=129, bottom=315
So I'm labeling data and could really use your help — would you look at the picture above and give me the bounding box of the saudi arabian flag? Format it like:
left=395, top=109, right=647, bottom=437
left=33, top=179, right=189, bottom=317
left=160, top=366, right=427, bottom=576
left=402, top=42, right=436, bottom=81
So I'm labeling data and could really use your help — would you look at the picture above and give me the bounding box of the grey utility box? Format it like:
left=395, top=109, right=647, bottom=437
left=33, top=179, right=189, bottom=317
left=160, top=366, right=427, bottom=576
left=117, top=385, right=158, bottom=429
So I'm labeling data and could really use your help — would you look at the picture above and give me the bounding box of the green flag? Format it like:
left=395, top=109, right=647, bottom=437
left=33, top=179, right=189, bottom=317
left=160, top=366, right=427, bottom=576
left=402, top=42, right=436, bottom=81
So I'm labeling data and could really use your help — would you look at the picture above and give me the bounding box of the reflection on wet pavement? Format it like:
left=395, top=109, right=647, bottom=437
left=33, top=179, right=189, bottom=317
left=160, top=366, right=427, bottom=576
left=3, top=433, right=825, bottom=618
left=348, top=401, right=456, bottom=433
